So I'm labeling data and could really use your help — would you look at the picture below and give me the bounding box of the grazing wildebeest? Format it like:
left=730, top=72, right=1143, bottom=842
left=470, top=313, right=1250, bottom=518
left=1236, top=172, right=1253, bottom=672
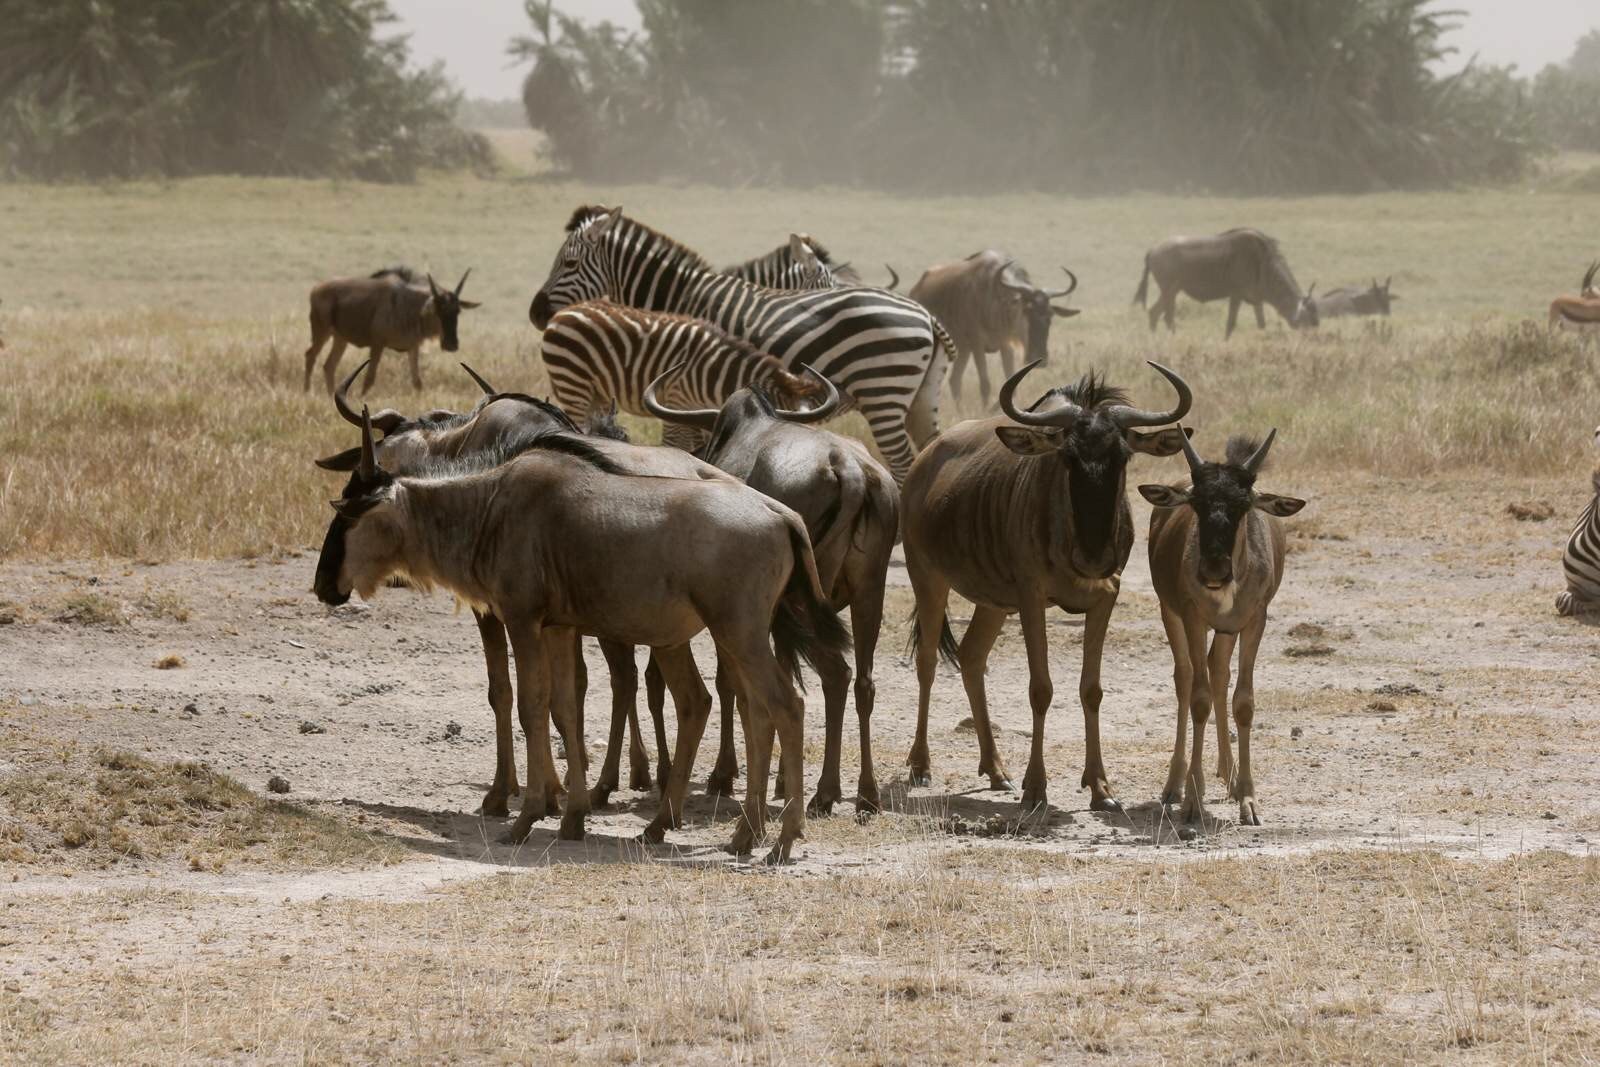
left=646, top=365, right=899, bottom=814
left=528, top=206, right=949, bottom=483
left=538, top=298, right=834, bottom=452
left=1134, top=229, right=1318, bottom=337
left=724, top=233, right=864, bottom=288
left=902, top=360, right=1193, bottom=815
left=1139, top=430, right=1305, bottom=832
left=1557, top=426, right=1600, bottom=616
left=909, top=250, right=1079, bottom=406
left=1548, top=262, right=1600, bottom=333
left=1314, top=277, right=1398, bottom=318
left=303, top=268, right=479, bottom=395
left=315, top=408, right=847, bottom=861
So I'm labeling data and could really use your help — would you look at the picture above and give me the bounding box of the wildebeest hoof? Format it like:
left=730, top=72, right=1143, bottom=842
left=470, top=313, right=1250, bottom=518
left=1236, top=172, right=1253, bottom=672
left=1090, top=796, right=1123, bottom=813
left=762, top=842, right=795, bottom=866
left=1239, top=801, right=1261, bottom=826
left=587, top=786, right=614, bottom=810
left=1178, top=825, right=1199, bottom=842
left=501, top=819, right=534, bottom=845
left=854, top=788, right=882, bottom=817
left=558, top=815, right=585, bottom=841
left=705, top=774, right=737, bottom=798
left=639, top=822, right=667, bottom=845
left=481, top=795, right=510, bottom=818
left=806, top=791, right=839, bottom=817
left=908, top=771, right=932, bottom=788
left=989, top=775, right=1016, bottom=792
left=1159, top=789, right=1181, bottom=806
left=628, top=768, right=652, bottom=791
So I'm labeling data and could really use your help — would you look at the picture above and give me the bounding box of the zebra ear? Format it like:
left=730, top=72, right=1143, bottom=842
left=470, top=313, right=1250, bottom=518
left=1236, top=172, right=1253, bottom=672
left=585, top=207, right=622, bottom=242
left=789, top=233, right=819, bottom=269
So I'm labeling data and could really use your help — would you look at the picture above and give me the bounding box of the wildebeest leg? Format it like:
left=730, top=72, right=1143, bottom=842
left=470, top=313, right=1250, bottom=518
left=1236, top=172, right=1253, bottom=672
left=303, top=323, right=331, bottom=392
left=590, top=638, right=641, bottom=808
left=1180, top=611, right=1214, bottom=831
left=957, top=605, right=1012, bottom=790
left=849, top=577, right=886, bottom=813
left=547, top=628, right=589, bottom=840
left=1016, top=599, right=1055, bottom=820
left=474, top=610, right=519, bottom=817
left=722, top=661, right=773, bottom=856
left=1078, top=595, right=1120, bottom=812
left=973, top=350, right=993, bottom=408
left=1159, top=605, right=1193, bottom=806
left=998, top=338, right=1018, bottom=378
left=805, top=638, right=851, bottom=817
left=406, top=346, right=423, bottom=391
left=706, top=656, right=739, bottom=796
left=644, top=652, right=673, bottom=791
left=640, top=643, right=712, bottom=843
left=1208, top=632, right=1238, bottom=789
left=1230, top=614, right=1267, bottom=826
left=907, top=568, right=953, bottom=788
left=505, top=622, right=555, bottom=843
left=724, top=636, right=805, bottom=864
left=1155, top=287, right=1177, bottom=332
left=321, top=338, right=350, bottom=395
left=948, top=349, right=969, bottom=404
left=359, top=345, right=384, bottom=395
left=1252, top=302, right=1266, bottom=330
left=1225, top=298, right=1241, bottom=340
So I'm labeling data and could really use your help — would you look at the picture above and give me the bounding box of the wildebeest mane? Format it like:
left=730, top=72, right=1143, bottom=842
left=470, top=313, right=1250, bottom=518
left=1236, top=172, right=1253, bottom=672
left=1224, top=434, right=1267, bottom=471
left=1024, top=370, right=1130, bottom=413
left=412, top=429, right=624, bottom=480
left=371, top=264, right=420, bottom=283
left=483, top=392, right=580, bottom=432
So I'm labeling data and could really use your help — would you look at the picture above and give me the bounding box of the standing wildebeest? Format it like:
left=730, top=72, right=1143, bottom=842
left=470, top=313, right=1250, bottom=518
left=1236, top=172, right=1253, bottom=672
left=1139, top=430, right=1305, bottom=831
left=1557, top=426, right=1600, bottom=616
left=1313, top=277, right=1398, bottom=318
left=645, top=366, right=899, bottom=814
left=903, top=360, right=1193, bottom=815
left=1134, top=229, right=1318, bottom=337
left=909, top=251, right=1079, bottom=406
left=315, top=409, right=847, bottom=861
left=303, top=268, right=479, bottom=394
left=1548, top=262, right=1600, bottom=333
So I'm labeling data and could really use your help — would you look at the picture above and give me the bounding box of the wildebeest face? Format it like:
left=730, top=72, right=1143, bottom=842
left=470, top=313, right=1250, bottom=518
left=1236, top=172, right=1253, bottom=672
left=1295, top=282, right=1320, bottom=329
left=1002, top=266, right=1078, bottom=364
left=314, top=408, right=405, bottom=606
left=426, top=271, right=480, bottom=353
left=1370, top=277, right=1396, bottom=315
left=530, top=206, right=621, bottom=328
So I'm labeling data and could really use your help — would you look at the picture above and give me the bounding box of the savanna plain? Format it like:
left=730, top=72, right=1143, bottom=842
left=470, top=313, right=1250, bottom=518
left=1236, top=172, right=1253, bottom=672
left=2, top=151, right=1600, bottom=1063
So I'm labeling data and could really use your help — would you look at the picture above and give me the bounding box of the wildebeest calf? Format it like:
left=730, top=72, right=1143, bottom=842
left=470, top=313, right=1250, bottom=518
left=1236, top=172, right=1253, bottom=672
left=1314, top=277, right=1398, bottom=318
left=303, top=268, right=479, bottom=395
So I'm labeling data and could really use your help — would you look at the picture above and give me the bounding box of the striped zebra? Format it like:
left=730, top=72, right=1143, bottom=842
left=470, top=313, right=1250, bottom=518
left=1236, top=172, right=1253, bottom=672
left=1557, top=427, right=1600, bottom=616
left=529, top=206, right=950, bottom=481
left=539, top=299, right=833, bottom=451
left=724, top=233, right=862, bottom=289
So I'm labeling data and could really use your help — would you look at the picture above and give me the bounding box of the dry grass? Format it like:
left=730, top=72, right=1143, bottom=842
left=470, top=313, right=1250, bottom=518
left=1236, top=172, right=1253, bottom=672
left=2, top=848, right=1596, bottom=1063
left=3, top=174, right=1600, bottom=558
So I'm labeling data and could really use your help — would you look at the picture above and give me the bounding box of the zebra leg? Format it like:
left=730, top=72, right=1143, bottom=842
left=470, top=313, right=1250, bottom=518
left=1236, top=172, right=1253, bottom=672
left=859, top=402, right=918, bottom=485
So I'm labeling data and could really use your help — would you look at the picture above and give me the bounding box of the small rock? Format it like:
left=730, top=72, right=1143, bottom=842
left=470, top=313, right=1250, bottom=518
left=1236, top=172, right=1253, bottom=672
left=1542, top=811, right=1558, bottom=820
left=1375, top=682, right=1424, bottom=697
left=1285, top=643, right=1335, bottom=658
left=298, top=721, right=325, bottom=735
left=1287, top=622, right=1326, bottom=639
left=266, top=776, right=291, bottom=794
left=955, top=717, right=976, bottom=733
left=1409, top=750, right=1421, bottom=757
left=444, top=721, right=463, bottom=739
left=1505, top=501, right=1554, bottom=522
left=1368, top=700, right=1397, bottom=713
left=1290, top=726, right=1304, bottom=739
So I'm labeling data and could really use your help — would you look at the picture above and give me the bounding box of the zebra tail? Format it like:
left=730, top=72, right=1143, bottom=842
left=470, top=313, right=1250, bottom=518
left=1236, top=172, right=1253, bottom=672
left=906, top=317, right=955, bottom=451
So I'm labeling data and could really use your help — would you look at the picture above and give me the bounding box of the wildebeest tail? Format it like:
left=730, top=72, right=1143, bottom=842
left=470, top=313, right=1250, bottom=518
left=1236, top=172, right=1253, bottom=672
left=771, top=515, right=852, bottom=689
left=808, top=448, right=867, bottom=594
left=1133, top=257, right=1151, bottom=307
left=906, top=610, right=959, bottom=667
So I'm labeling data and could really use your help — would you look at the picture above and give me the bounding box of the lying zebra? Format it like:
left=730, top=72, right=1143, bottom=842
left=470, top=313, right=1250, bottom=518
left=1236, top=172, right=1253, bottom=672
left=1557, top=426, right=1600, bottom=616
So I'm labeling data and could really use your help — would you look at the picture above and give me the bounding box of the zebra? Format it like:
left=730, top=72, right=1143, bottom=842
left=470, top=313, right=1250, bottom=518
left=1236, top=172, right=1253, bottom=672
left=724, top=233, right=862, bottom=289
left=539, top=299, right=836, bottom=451
left=529, top=206, right=951, bottom=482
left=1557, top=426, right=1600, bottom=616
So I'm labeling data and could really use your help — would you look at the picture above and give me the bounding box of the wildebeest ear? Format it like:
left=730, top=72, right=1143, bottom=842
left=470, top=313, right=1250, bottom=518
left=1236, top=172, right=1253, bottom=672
left=1051, top=306, right=1081, bottom=318
left=1137, top=483, right=1190, bottom=509
left=1253, top=493, right=1306, bottom=517
left=995, top=425, right=1063, bottom=456
left=458, top=299, right=482, bottom=309
left=1126, top=426, right=1191, bottom=456
left=316, top=447, right=362, bottom=472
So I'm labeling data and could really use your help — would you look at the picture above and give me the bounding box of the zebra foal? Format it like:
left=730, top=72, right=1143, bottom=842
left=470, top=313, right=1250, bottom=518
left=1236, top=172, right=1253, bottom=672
left=1557, top=426, right=1600, bottom=616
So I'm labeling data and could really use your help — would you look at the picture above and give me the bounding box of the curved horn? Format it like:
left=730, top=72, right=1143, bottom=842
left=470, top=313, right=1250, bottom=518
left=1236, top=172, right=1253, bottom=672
left=426, top=273, right=442, bottom=298
left=1178, top=423, right=1203, bottom=472
left=1583, top=261, right=1599, bottom=293
left=772, top=365, right=841, bottom=424
left=1045, top=265, right=1078, bottom=299
left=884, top=264, right=899, bottom=290
left=1106, top=361, right=1194, bottom=429
left=334, top=361, right=371, bottom=427
left=642, top=362, right=719, bottom=430
left=999, top=360, right=1081, bottom=429
left=1242, top=428, right=1276, bottom=475
left=997, top=260, right=1033, bottom=294
left=359, top=406, right=377, bottom=480
left=459, top=362, right=495, bottom=395
left=454, top=268, right=471, bottom=296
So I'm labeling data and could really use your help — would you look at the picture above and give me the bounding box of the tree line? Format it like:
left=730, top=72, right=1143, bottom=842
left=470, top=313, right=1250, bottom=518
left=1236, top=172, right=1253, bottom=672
left=515, top=0, right=1600, bottom=195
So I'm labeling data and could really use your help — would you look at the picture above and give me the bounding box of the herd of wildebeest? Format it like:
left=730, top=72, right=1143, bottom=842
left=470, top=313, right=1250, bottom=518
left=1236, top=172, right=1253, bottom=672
left=293, top=212, right=1600, bottom=860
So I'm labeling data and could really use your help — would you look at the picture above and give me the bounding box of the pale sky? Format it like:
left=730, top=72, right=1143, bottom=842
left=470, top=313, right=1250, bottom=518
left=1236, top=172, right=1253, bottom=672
left=388, top=0, right=1600, bottom=101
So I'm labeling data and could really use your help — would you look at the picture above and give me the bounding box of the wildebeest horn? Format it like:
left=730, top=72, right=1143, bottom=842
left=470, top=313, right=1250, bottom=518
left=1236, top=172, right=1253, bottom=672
left=459, top=362, right=495, bottom=394
left=1046, top=266, right=1078, bottom=299
left=884, top=264, right=899, bottom=290
left=455, top=268, right=472, bottom=297
left=642, top=361, right=719, bottom=430
left=1178, top=423, right=1203, bottom=472
left=426, top=273, right=442, bottom=298
left=999, top=360, right=1081, bottom=429
left=1242, top=428, right=1276, bottom=475
left=1583, top=261, right=1599, bottom=293
left=998, top=260, right=1032, bottom=295
left=1305, top=282, right=1317, bottom=299
left=1106, top=361, right=1193, bottom=429
left=333, top=361, right=405, bottom=433
left=359, top=406, right=377, bottom=480
left=772, top=365, right=840, bottom=424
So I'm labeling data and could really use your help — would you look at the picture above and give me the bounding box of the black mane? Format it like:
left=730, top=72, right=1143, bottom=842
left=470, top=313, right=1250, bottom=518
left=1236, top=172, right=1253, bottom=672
left=566, top=205, right=609, bottom=233
left=1025, top=370, right=1130, bottom=413
left=484, top=392, right=579, bottom=432
left=1224, top=434, right=1266, bottom=470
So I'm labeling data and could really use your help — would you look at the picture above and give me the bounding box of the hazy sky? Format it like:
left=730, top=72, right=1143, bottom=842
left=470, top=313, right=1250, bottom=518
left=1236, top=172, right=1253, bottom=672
left=388, top=0, right=1600, bottom=100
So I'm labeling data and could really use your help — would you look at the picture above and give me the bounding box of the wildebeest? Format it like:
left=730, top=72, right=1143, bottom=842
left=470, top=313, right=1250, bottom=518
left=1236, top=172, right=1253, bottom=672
left=909, top=251, right=1079, bottom=406
left=1134, top=229, right=1318, bottom=337
left=902, top=360, right=1193, bottom=815
left=315, top=408, right=847, bottom=861
left=1139, top=430, right=1305, bottom=831
left=1313, top=277, right=1398, bottom=318
left=645, top=365, right=899, bottom=814
left=1548, top=262, right=1600, bottom=333
left=303, top=268, right=479, bottom=395
left=1557, top=426, right=1600, bottom=616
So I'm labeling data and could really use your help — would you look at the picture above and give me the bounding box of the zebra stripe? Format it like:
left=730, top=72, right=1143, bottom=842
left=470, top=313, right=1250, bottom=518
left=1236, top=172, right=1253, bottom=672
left=533, top=208, right=944, bottom=482
left=540, top=300, right=826, bottom=451
left=724, top=237, right=859, bottom=290
left=1559, top=492, right=1600, bottom=615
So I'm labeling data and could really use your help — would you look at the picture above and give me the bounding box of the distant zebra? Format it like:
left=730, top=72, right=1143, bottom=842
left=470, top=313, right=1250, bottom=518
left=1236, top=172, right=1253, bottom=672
left=1557, top=427, right=1600, bottom=616
left=540, top=299, right=834, bottom=451
left=530, top=206, right=951, bottom=482
left=724, top=233, right=862, bottom=289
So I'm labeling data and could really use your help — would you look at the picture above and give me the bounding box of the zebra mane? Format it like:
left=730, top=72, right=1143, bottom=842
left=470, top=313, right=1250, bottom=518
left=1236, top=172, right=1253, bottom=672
left=566, top=205, right=608, bottom=233
left=568, top=206, right=714, bottom=274
left=1025, top=370, right=1130, bottom=413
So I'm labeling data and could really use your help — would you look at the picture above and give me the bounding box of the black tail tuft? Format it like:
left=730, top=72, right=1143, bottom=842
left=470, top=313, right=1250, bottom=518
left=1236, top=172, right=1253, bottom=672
left=906, top=610, right=960, bottom=667
left=772, top=570, right=852, bottom=691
